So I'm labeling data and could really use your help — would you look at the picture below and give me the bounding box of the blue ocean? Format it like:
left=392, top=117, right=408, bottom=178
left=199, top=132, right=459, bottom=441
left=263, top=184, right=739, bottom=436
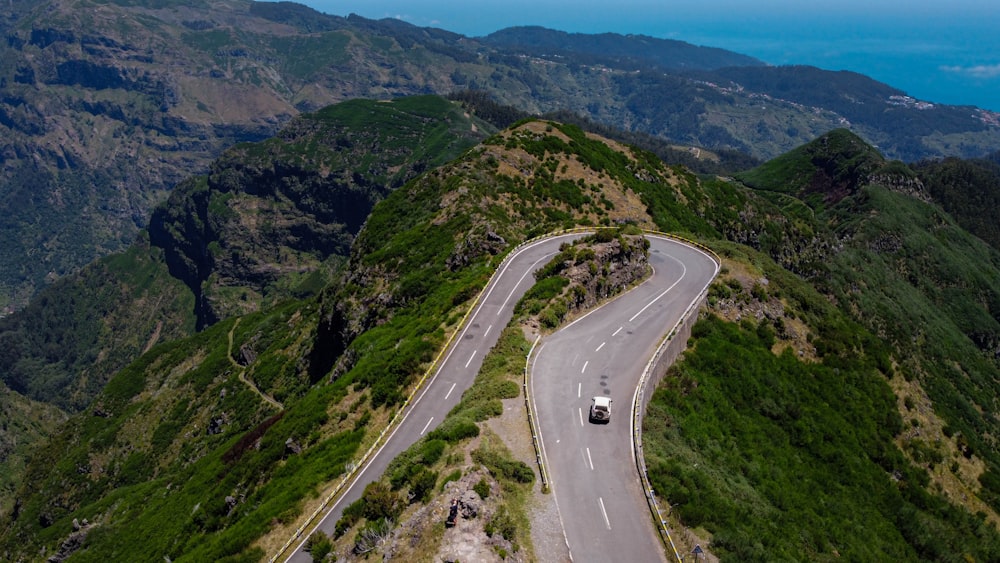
left=297, top=1, right=1000, bottom=112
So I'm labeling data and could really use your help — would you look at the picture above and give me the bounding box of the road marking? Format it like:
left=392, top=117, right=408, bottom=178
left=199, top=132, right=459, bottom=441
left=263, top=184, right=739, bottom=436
left=445, top=382, right=457, bottom=400
left=598, top=497, right=611, bottom=530
left=579, top=407, right=584, bottom=427
left=612, top=326, right=623, bottom=336
left=577, top=382, right=581, bottom=398
left=464, top=350, right=477, bottom=368
left=629, top=261, right=687, bottom=323
left=500, top=253, right=555, bottom=312
left=420, top=417, right=434, bottom=436
left=595, top=341, right=606, bottom=352
left=586, top=447, right=594, bottom=470
left=581, top=360, right=588, bottom=374
left=484, top=324, right=492, bottom=337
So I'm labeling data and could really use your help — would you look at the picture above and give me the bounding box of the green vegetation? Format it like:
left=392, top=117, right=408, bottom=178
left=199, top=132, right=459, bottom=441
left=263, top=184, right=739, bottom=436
left=646, top=312, right=999, bottom=561
left=149, top=95, right=494, bottom=328
left=0, top=240, right=195, bottom=412
left=641, top=131, right=1000, bottom=561
left=1, top=296, right=373, bottom=561
left=0, top=384, right=67, bottom=516
left=330, top=325, right=537, bottom=559
left=913, top=154, right=1000, bottom=252
left=6, top=108, right=1000, bottom=563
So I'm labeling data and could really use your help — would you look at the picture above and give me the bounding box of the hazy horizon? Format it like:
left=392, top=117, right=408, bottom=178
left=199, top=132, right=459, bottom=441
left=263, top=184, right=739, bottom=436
left=281, top=1, right=1000, bottom=113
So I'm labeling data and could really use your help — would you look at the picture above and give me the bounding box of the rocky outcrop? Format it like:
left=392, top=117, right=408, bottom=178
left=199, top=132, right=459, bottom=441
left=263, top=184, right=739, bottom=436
left=560, top=234, right=651, bottom=314
left=45, top=518, right=94, bottom=563
left=867, top=172, right=932, bottom=203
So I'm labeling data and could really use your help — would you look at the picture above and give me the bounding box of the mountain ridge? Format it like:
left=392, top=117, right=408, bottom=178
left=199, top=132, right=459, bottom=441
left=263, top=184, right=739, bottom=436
left=2, top=0, right=1000, bottom=309
left=4, top=110, right=1000, bottom=561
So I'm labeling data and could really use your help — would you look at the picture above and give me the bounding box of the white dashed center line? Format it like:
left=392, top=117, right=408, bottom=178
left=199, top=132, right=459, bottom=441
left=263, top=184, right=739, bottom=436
left=420, top=417, right=434, bottom=436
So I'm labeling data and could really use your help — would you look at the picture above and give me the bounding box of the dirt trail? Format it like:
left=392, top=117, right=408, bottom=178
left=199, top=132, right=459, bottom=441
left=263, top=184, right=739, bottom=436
left=228, top=318, right=283, bottom=411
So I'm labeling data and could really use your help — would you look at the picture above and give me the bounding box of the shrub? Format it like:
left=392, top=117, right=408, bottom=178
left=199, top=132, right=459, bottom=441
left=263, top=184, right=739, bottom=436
left=427, top=418, right=480, bottom=444
left=305, top=532, right=332, bottom=562
left=408, top=468, right=438, bottom=503
left=473, top=477, right=490, bottom=499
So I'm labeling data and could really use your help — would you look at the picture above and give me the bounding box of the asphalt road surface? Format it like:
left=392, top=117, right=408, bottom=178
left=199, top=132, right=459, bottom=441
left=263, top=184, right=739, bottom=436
left=530, top=235, right=718, bottom=563
left=285, top=232, right=587, bottom=562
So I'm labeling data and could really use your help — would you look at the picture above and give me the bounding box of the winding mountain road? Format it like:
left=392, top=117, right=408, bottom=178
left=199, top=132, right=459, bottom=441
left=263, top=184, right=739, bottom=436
left=530, top=235, right=718, bottom=562
left=283, top=233, right=717, bottom=562
left=285, top=232, right=588, bottom=562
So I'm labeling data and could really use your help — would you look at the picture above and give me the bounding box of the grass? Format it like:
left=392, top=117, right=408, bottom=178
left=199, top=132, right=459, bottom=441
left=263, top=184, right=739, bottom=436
left=328, top=325, right=538, bottom=560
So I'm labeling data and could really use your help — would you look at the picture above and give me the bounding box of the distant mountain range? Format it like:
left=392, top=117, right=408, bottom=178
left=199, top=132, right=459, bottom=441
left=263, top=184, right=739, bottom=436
left=2, top=0, right=1000, bottom=310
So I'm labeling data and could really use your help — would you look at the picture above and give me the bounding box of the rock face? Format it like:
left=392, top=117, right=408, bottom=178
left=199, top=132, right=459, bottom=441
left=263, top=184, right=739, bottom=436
left=45, top=518, right=93, bottom=563
left=381, top=468, right=521, bottom=563
left=146, top=96, right=490, bottom=327
left=560, top=235, right=650, bottom=314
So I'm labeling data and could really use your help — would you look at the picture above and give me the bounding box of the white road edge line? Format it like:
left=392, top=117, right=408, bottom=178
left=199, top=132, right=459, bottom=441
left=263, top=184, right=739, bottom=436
left=499, top=254, right=557, bottom=313
left=285, top=233, right=588, bottom=561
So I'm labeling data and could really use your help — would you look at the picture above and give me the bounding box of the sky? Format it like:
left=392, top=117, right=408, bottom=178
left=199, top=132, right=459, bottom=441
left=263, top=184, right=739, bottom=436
left=285, top=1, right=1000, bottom=112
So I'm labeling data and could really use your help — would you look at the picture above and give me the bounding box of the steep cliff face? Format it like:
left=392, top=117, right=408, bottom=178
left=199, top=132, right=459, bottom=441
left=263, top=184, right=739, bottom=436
left=0, top=0, right=297, bottom=308
left=147, top=96, right=492, bottom=327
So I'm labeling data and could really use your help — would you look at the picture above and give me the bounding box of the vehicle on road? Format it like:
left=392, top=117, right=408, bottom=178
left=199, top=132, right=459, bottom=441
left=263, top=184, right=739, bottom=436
left=589, top=396, right=612, bottom=423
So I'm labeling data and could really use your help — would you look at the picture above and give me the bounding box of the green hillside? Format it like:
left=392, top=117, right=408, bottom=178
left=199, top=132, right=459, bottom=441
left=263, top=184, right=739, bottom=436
left=0, top=95, right=492, bottom=524
left=0, top=240, right=196, bottom=412
left=4, top=119, right=1000, bottom=562
left=0, top=384, right=67, bottom=518
left=148, top=95, right=492, bottom=328
left=0, top=95, right=488, bottom=414
left=642, top=131, right=1000, bottom=560
left=913, top=154, right=1000, bottom=252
